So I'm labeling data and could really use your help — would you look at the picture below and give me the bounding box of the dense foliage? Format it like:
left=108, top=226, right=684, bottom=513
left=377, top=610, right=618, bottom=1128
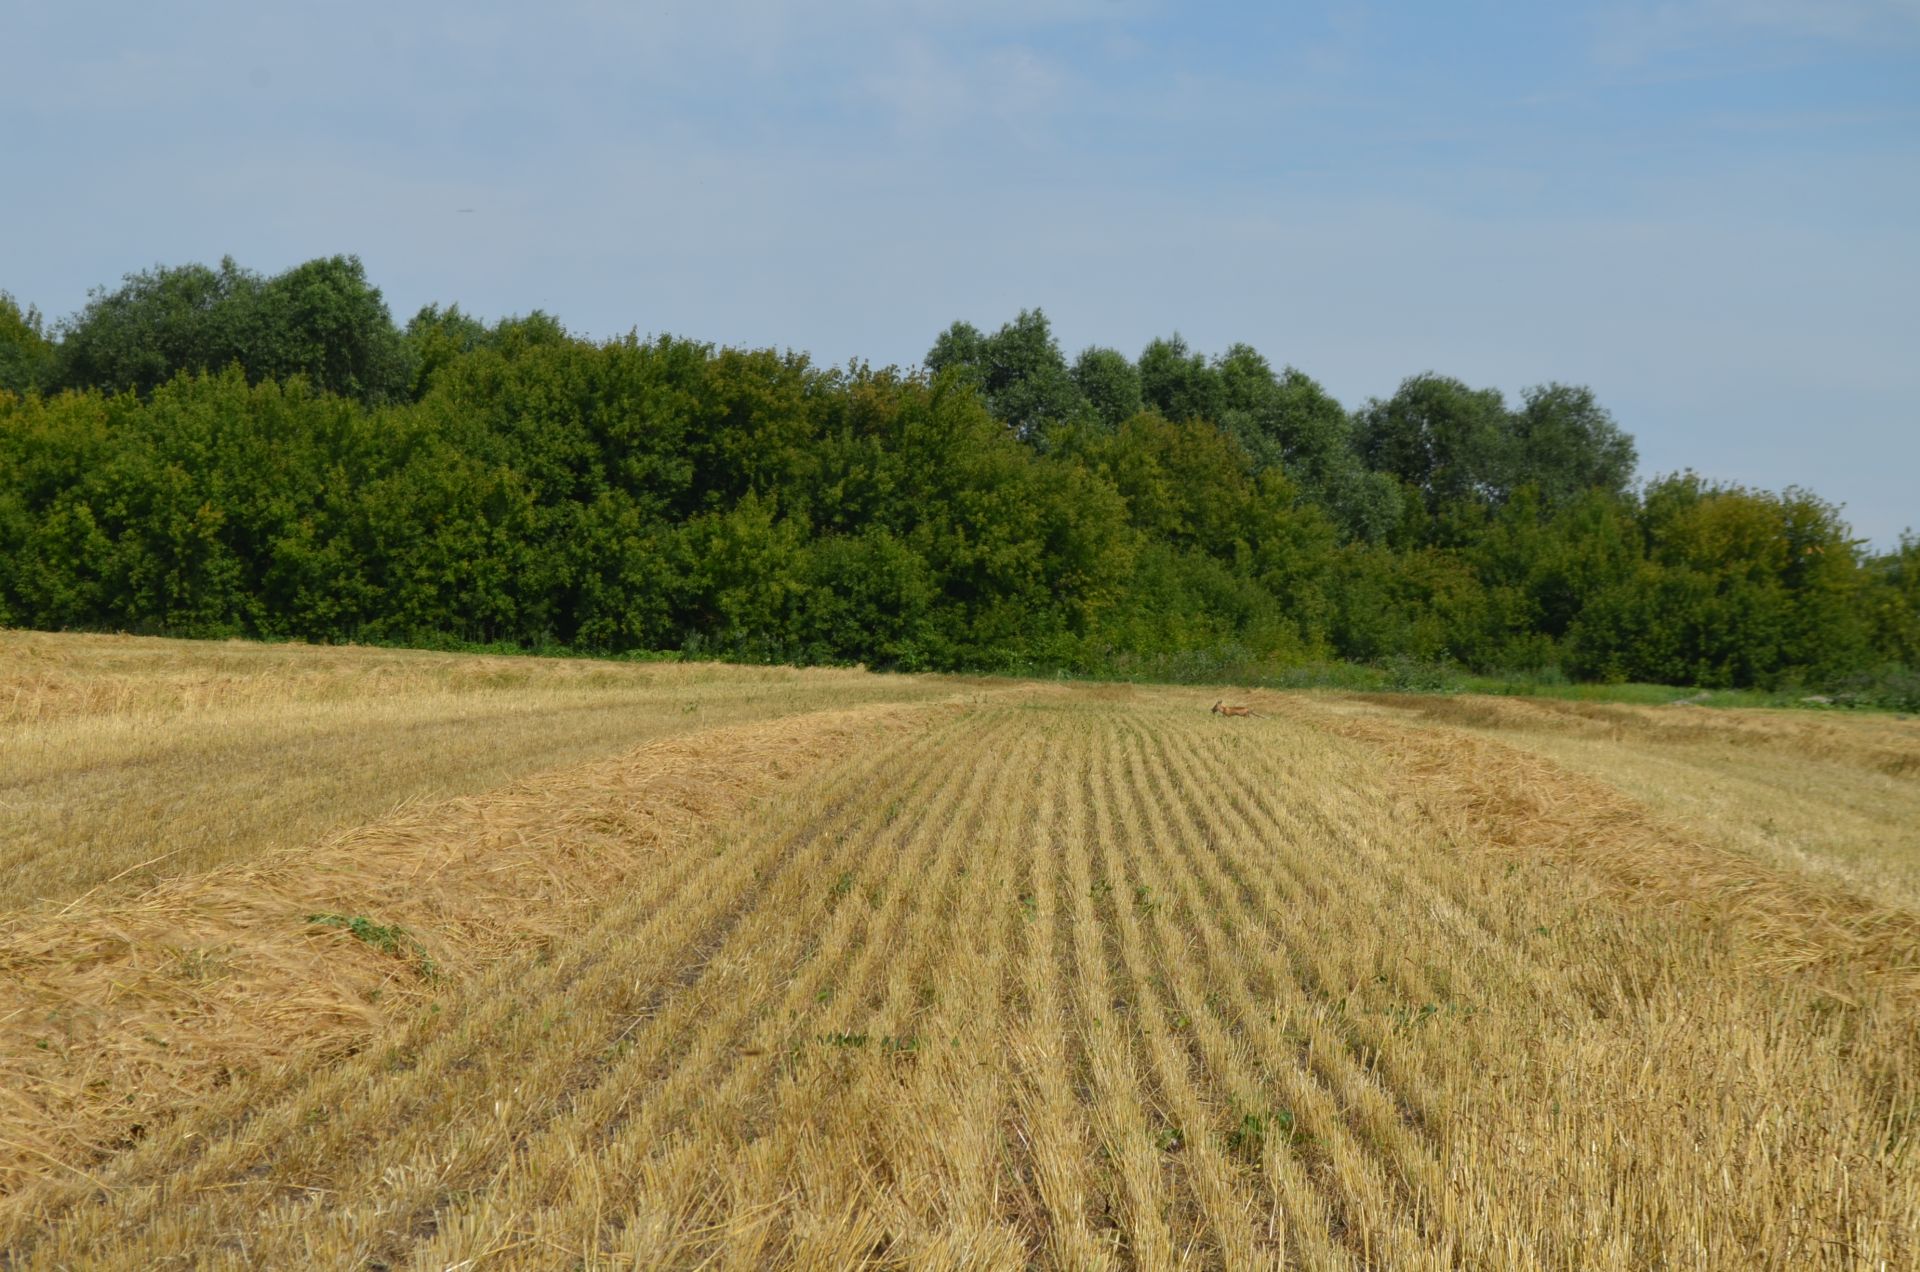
left=2, top=259, right=1913, bottom=695
left=44, top=257, right=410, bottom=405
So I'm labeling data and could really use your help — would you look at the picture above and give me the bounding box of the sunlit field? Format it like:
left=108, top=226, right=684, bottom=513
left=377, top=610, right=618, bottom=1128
left=3, top=633, right=1916, bottom=1269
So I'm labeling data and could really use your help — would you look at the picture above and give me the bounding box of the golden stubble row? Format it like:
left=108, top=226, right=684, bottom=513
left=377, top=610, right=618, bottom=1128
left=6, top=693, right=1916, bottom=1269
left=1, top=707, right=996, bottom=1262
left=0, top=701, right=946, bottom=1198
left=0, top=628, right=959, bottom=909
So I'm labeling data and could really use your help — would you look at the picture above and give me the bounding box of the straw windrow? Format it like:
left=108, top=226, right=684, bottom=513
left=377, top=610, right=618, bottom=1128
left=0, top=701, right=940, bottom=1196
left=1305, top=700, right=1920, bottom=1005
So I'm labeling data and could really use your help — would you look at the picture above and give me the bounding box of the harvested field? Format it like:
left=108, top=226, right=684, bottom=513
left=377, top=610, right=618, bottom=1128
left=3, top=637, right=1917, bottom=1268
left=1340, top=693, right=1920, bottom=911
left=0, top=631, right=961, bottom=908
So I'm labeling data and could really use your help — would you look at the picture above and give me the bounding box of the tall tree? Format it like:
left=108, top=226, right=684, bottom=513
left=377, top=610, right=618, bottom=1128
left=1355, top=373, right=1509, bottom=513
left=1136, top=334, right=1221, bottom=425
left=1071, top=346, right=1142, bottom=430
left=1865, top=533, right=1920, bottom=668
left=0, top=292, right=54, bottom=396
left=403, top=303, right=490, bottom=399
left=1505, top=383, right=1637, bottom=508
left=52, top=255, right=409, bottom=405
left=1212, top=342, right=1287, bottom=469
left=925, top=309, right=1084, bottom=440
left=240, top=255, right=412, bottom=404
left=925, top=320, right=988, bottom=389
left=54, top=258, right=259, bottom=396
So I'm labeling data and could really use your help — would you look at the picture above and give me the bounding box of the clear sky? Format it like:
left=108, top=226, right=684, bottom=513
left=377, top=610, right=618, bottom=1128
left=4, top=1, right=1916, bottom=545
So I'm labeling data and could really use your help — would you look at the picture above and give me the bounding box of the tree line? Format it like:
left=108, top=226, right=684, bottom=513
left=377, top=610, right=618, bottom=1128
left=2, top=257, right=1915, bottom=699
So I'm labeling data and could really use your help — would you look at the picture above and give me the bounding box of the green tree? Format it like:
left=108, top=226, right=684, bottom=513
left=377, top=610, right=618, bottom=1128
left=1325, top=542, right=1490, bottom=665
left=0, top=292, right=55, bottom=396
left=54, top=258, right=259, bottom=396
left=1136, top=335, right=1221, bottom=425
left=4, top=272, right=1900, bottom=691
left=1071, top=346, right=1142, bottom=430
left=1210, top=348, right=1400, bottom=541
left=668, top=490, right=811, bottom=659
left=925, top=309, right=1084, bottom=440
left=1355, top=373, right=1509, bottom=514
left=796, top=527, right=936, bottom=667
left=1212, top=343, right=1288, bottom=470
left=485, top=310, right=572, bottom=357
left=402, top=303, right=490, bottom=399
left=1566, top=475, right=1867, bottom=686
left=1505, top=383, right=1637, bottom=509
left=1864, top=534, right=1920, bottom=668
left=52, top=255, right=409, bottom=405
left=924, top=320, right=987, bottom=389
left=242, top=255, right=412, bottom=404
left=1096, top=413, right=1255, bottom=560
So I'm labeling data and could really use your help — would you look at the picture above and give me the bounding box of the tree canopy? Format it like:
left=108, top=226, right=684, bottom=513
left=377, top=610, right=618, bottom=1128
left=2, top=258, right=1912, bottom=700
left=49, top=256, right=409, bottom=405
left=0, top=292, right=54, bottom=397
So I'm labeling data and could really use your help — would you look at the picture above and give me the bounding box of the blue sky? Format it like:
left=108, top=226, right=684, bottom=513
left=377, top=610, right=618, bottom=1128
left=4, top=1, right=1916, bottom=544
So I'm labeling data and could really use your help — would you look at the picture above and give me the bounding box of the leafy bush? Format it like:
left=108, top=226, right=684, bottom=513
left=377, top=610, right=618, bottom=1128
left=1383, top=655, right=1463, bottom=694
left=1827, top=666, right=1920, bottom=713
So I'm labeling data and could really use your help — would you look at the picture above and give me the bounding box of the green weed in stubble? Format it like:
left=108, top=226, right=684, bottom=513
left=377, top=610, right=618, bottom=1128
left=821, top=1031, right=870, bottom=1049
left=305, top=913, right=437, bottom=979
left=1226, top=1102, right=1314, bottom=1162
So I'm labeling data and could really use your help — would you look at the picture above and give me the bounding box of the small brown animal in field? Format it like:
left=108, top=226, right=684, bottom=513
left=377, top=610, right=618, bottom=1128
left=1211, top=701, right=1258, bottom=718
